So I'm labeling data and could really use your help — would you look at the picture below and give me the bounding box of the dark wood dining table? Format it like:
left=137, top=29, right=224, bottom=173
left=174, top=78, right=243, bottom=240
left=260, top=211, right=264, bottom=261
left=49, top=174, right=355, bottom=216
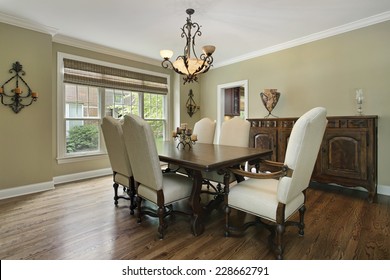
left=157, top=141, right=272, bottom=236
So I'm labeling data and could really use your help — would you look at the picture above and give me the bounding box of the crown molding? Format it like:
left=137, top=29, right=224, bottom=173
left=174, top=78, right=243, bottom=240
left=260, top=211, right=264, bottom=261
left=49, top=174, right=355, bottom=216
left=53, top=34, right=161, bottom=66
left=0, top=12, right=58, bottom=36
left=214, top=11, right=390, bottom=68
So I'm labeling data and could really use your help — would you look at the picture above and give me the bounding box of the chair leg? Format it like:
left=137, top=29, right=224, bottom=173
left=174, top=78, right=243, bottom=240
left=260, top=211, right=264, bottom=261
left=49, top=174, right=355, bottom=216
left=157, top=205, right=166, bottom=239
left=137, top=196, right=143, bottom=223
left=113, top=182, right=119, bottom=205
left=224, top=204, right=231, bottom=237
left=298, top=205, right=306, bottom=236
left=275, top=223, right=285, bottom=260
left=128, top=177, right=136, bottom=215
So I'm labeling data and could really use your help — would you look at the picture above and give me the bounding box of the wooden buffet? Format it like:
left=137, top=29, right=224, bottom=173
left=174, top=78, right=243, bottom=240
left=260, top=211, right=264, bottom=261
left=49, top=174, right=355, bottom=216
left=248, top=115, right=378, bottom=202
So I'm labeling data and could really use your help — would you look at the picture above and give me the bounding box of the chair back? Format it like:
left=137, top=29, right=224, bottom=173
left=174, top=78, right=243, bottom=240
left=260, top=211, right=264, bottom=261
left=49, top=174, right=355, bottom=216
left=193, top=117, right=216, bottom=144
left=101, top=116, right=132, bottom=177
left=122, top=114, right=163, bottom=191
left=277, top=107, right=327, bottom=204
left=219, top=116, right=250, bottom=147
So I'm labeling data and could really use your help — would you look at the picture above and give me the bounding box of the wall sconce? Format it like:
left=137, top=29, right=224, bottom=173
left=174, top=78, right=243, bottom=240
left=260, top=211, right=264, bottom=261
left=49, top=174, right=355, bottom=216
left=0, top=61, right=38, bottom=113
left=186, top=89, right=200, bottom=117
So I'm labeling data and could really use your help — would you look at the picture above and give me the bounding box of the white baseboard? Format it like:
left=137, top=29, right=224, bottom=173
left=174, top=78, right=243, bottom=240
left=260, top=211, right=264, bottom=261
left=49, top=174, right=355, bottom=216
left=1, top=169, right=389, bottom=200
left=378, top=184, right=390, bottom=196
left=0, top=181, right=54, bottom=200
left=53, top=168, right=112, bottom=185
left=0, top=168, right=112, bottom=200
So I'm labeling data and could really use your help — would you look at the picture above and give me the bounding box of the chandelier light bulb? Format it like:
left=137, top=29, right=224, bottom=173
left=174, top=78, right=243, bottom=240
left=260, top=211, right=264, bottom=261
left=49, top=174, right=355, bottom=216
left=160, top=49, right=173, bottom=59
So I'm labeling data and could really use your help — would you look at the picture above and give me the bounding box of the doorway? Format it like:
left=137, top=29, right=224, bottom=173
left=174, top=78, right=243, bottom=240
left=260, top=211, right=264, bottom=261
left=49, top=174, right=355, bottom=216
left=216, top=80, right=248, bottom=142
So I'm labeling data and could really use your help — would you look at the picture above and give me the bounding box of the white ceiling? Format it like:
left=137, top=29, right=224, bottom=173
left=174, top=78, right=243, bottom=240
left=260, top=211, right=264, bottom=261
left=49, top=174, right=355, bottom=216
left=1, top=0, right=390, bottom=67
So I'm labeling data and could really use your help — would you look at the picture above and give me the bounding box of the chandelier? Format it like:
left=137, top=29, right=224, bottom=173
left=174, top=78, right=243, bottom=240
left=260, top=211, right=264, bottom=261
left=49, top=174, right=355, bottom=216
left=160, top=8, right=215, bottom=84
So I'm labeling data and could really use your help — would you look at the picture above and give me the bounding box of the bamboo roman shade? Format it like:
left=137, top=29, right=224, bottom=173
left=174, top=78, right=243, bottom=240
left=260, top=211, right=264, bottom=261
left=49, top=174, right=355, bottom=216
left=63, top=58, right=168, bottom=95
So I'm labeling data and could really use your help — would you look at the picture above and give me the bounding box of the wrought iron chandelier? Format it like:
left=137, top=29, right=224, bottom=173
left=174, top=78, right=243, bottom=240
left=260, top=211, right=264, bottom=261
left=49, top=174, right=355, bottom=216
left=160, top=8, right=215, bottom=84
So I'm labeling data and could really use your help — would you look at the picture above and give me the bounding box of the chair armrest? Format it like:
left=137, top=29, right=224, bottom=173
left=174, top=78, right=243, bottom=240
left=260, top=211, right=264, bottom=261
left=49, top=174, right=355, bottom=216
left=229, top=164, right=293, bottom=180
left=261, top=159, right=285, bottom=168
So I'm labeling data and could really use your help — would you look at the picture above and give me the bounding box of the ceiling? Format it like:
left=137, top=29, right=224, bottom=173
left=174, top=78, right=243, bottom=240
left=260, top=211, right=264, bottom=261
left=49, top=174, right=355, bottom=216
left=1, top=0, right=390, bottom=67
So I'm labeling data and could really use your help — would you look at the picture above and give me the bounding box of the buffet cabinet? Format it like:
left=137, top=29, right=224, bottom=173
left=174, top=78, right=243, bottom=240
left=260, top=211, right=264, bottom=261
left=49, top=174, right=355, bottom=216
left=248, top=115, right=378, bottom=202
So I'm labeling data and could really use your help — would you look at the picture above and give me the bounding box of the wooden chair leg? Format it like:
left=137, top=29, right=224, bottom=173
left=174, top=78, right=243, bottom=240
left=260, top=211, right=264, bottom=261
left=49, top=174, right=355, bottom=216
left=298, top=205, right=306, bottom=236
left=137, top=196, right=142, bottom=223
left=275, top=223, right=285, bottom=260
left=224, top=204, right=231, bottom=237
left=113, top=182, right=119, bottom=205
left=129, top=177, right=136, bottom=215
left=157, top=205, right=166, bottom=239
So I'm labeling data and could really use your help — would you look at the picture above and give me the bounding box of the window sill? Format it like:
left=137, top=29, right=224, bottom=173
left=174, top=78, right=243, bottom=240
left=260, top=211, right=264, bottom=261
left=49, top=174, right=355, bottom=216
left=57, top=153, right=108, bottom=164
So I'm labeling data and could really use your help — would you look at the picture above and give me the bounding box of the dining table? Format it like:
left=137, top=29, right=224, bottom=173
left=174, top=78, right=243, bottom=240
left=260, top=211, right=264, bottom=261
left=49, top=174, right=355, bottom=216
left=157, top=141, right=273, bottom=236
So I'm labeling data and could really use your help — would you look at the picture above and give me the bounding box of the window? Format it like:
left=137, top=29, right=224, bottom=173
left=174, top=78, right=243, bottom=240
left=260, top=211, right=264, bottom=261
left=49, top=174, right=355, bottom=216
left=57, top=53, right=169, bottom=163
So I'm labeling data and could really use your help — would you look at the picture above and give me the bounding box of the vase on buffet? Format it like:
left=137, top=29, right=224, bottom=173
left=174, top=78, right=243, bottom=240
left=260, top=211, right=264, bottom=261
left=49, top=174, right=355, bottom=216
left=260, top=89, right=280, bottom=118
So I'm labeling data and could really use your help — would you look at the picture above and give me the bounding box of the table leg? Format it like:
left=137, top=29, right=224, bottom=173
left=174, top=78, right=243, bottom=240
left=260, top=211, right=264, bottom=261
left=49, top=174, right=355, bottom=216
left=189, top=170, right=205, bottom=236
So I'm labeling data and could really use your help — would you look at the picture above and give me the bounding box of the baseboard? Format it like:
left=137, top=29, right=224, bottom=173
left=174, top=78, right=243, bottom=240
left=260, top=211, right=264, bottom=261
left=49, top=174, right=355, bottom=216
left=1, top=169, right=389, bottom=200
left=0, top=181, right=54, bottom=200
left=53, top=168, right=112, bottom=185
left=378, top=184, right=390, bottom=196
left=0, top=168, right=112, bottom=200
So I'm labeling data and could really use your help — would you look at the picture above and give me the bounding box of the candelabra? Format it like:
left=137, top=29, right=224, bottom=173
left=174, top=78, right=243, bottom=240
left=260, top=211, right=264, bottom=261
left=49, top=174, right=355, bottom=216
left=0, top=61, right=38, bottom=113
left=172, top=124, right=197, bottom=149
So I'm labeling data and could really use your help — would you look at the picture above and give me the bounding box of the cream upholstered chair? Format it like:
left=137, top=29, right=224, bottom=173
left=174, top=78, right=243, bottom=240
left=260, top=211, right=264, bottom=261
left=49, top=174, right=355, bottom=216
left=122, top=114, right=193, bottom=239
left=202, top=116, right=251, bottom=191
left=225, top=107, right=327, bottom=259
left=218, top=116, right=250, bottom=147
left=101, top=116, right=136, bottom=214
left=193, top=117, right=216, bottom=144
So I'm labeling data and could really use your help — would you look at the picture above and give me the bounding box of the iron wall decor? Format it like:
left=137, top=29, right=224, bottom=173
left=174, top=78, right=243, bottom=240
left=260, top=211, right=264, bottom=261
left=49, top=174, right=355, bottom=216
left=0, top=61, right=38, bottom=113
left=186, top=89, right=199, bottom=117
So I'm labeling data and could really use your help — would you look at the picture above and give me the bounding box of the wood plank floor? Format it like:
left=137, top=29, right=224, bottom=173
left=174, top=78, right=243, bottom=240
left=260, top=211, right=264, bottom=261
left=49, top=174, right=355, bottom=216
left=0, top=175, right=389, bottom=260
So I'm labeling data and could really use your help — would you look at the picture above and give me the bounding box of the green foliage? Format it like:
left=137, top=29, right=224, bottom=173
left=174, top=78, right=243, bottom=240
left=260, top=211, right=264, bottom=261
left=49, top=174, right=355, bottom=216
left=66, top=124, right=99, bottom=153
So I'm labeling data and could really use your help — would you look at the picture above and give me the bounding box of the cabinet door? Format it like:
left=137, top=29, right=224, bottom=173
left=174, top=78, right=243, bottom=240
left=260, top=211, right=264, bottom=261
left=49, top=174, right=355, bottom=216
left=250, top=128, right=277, bottom=161
left=320, top=130, right=367, bottom=180
left=224, top=88, right=240, bottom=116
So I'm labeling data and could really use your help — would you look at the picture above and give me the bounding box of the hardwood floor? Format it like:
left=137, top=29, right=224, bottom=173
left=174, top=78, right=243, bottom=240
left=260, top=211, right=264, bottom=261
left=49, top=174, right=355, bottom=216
left=0, top=175, right=389, bottom=260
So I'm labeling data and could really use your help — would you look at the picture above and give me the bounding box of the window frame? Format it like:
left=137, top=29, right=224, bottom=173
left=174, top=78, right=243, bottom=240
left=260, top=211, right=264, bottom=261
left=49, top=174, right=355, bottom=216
left=57, top=52, right=170, bottom=164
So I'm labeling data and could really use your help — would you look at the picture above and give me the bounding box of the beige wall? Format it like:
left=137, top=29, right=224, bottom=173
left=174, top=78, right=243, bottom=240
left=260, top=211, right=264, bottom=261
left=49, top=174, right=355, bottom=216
left=0, top=23, right=52, bottom=189
left=199, top=20, right=390, bottom=189
left=1, top=19, right=389, bottom=194
left=0, top=22, right=175, bottom=192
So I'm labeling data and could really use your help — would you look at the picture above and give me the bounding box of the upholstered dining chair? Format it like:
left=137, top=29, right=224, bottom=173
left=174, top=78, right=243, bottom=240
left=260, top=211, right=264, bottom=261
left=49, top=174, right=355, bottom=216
left=225, top=107, right=327, bottom=259
left=101, top=116, right=136, bottom=214
left=122, top=114, right=194, bottom=239
left=202, top=116, right=251, bottom=192
left=193, top=117, right=216, bottom=144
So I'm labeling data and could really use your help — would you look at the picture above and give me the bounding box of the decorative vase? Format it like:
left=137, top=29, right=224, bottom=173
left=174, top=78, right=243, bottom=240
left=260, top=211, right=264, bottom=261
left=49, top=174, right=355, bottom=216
left=260, top=89, right=280, bottom=118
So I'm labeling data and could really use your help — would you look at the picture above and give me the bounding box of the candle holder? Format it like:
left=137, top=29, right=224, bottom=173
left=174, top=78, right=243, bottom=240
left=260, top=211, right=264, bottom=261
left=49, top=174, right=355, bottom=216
left=0, top=61, right=38, bottom=114
left=172, top=124, right=197, bottom=149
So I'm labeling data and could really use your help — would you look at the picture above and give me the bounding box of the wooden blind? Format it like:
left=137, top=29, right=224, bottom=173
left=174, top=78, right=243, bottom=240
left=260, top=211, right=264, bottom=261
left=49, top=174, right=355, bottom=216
left=63, top=58, right=168, bottom=95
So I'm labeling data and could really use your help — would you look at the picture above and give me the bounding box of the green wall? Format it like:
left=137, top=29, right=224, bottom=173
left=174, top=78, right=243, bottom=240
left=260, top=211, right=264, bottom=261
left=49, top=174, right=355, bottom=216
left=0, top=23, right=52, bottom=189
left=1, top=19, right=389, bottom=195
left=199, top=20, right=390, bottom=190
